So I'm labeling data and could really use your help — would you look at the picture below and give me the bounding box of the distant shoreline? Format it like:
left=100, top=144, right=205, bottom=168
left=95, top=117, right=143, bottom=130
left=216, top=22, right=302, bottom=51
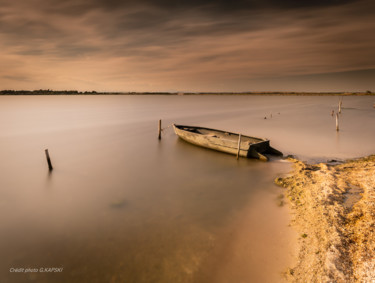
left=1, top=90, right=374, bottom=96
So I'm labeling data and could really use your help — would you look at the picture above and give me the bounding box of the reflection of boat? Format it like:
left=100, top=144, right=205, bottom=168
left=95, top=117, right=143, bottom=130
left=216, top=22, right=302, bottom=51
left=173, top=124, right=283, bottom=161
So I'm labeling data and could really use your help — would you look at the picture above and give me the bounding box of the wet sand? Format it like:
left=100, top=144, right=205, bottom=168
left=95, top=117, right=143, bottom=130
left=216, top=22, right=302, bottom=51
left=275, top=155, right=375, bottom=282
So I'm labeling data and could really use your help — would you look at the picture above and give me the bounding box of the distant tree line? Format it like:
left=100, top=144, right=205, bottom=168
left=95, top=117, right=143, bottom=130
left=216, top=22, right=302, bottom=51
left=0, top=89, right=101, bottom=95
left=0, top=90, right=373, bottom=96
left=0, top=90, right=176, bottom=95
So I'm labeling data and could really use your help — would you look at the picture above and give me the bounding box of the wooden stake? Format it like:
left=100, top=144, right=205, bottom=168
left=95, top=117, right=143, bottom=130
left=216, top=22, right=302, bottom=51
left=236, top=134, right=242, bottom=160
left=45, top=149, right=53, bottom=171
left=339, top=99, right=342, bottom=114
left=158, top=119, right=162, bottom=140
left=336, top=113, right=339, bottom=131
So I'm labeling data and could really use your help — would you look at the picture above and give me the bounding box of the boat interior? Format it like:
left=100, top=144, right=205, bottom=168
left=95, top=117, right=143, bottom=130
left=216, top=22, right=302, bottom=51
left=180, top=126, right=264, bottom=144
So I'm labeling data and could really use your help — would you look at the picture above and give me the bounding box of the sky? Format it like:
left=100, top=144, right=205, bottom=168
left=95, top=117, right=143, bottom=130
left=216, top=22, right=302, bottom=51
left=0, top=0, right=374, bottom=92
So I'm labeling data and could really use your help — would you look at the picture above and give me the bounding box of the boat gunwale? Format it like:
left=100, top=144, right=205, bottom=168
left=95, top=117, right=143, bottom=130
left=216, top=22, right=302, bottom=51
left=173, top=124, right=269, bottom=146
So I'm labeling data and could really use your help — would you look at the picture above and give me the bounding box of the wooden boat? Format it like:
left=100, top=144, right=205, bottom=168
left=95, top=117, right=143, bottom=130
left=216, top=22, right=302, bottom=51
left=173, top=124, right=283, bottom=161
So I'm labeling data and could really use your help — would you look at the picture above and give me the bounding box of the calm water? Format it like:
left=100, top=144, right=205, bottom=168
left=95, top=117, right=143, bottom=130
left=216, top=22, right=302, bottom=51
left=0, top=95, right=374, bottom=283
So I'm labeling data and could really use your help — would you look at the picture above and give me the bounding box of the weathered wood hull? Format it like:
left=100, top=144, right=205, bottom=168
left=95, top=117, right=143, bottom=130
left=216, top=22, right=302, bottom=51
left=173, top=124, right=283, bottom=161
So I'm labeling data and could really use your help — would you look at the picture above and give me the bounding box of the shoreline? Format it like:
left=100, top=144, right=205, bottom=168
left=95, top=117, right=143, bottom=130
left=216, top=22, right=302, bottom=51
left=1, top=91, right=374, bottom=96
left=275, top=155, right=375, bottom=282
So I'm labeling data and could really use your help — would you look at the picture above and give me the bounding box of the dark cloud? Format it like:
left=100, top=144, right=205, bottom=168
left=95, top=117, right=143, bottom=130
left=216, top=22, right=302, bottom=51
left=1, top=75, right=33, bottom=82
left=0, top=20, right=62, bottom=42
left=86, top=0, right=357, bottom=12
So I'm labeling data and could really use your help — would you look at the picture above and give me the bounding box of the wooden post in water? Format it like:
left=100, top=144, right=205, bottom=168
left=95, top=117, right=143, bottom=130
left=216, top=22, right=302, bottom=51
left=158, top=119, right=162, bottom=140
left=236, top=134, right=242, bottom=160
left=336, top=113, right=339, bottom=131
left=45, top=149, right=53, bottom=171
left=339, top=99, right=342, bottom=114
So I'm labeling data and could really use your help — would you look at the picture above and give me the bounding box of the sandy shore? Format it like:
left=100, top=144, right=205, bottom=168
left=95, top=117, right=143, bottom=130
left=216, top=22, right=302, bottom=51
left=275, top=155, right=375, bottom=282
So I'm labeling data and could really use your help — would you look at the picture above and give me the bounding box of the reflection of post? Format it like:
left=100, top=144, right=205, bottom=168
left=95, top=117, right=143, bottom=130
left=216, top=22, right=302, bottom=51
left=236, top=134, right=242, bottom=160
left=45, top=149, right=53, bottom=171
left=158, top=119, right=162, bottom=140
left=336, top=114, right=339, bottom=131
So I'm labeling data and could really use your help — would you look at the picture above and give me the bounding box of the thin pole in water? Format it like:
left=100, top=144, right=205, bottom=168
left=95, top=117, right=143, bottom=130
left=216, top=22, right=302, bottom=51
left=236, top=134, right=242, bottom=160
left=45, top=149, right=53, bottom=171
left=158, top=119, right=162, bottom=140
left=339, top=98, right=342, bottom=114
left=336, top=113, right=339, bottom=131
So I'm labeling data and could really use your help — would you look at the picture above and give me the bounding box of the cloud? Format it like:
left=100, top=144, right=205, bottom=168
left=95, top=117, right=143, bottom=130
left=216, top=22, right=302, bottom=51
left=0, top=0, right=374, bottom=91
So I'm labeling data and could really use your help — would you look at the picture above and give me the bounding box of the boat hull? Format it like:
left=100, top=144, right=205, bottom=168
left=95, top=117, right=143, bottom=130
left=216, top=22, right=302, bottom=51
left=173, top=124, right=282, bottom=161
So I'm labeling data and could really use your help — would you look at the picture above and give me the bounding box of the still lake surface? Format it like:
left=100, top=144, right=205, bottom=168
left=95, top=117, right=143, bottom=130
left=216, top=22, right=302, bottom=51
left=0, top=95, right=374, bottom=283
